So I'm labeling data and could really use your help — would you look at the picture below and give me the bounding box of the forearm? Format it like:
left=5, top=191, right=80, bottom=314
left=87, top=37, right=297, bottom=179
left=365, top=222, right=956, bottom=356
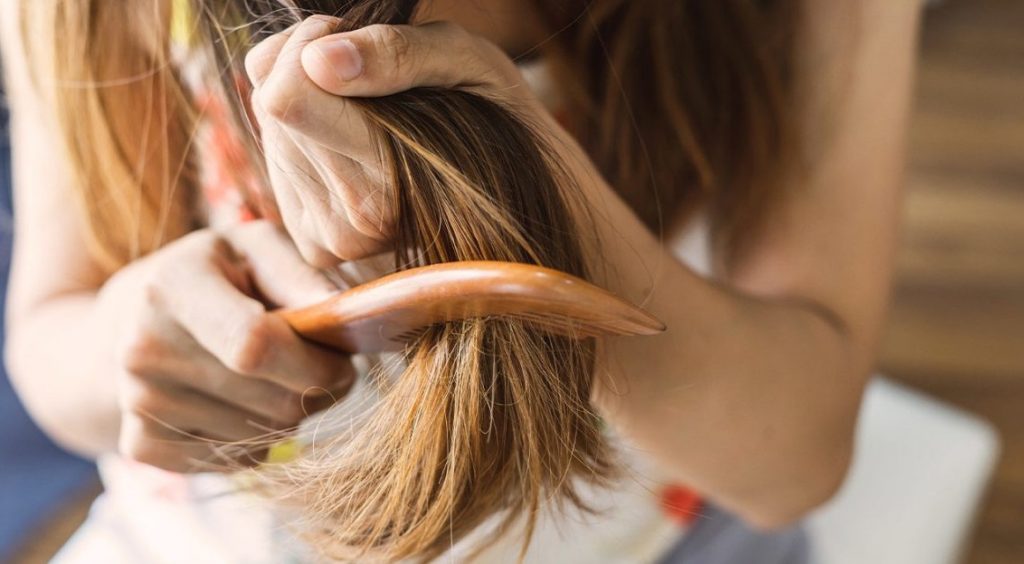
left=5, top=291, right=121, bottom=457
left=586, top=188, right=869, bottom=527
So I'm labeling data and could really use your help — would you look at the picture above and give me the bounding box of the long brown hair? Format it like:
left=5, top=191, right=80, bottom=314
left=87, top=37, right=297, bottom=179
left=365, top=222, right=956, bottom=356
left=19, top=0, right=798, bottom=559
left=539, top=0, right=797, bottom=262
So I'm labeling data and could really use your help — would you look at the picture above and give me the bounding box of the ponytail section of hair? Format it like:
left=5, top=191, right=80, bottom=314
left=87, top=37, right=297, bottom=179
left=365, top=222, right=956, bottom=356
left=205, top=1, right=615, bottom=560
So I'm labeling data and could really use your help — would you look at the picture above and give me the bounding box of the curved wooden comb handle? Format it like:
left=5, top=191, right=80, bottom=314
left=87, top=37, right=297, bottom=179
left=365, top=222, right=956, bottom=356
left=277, top=261, right=665, bottom=353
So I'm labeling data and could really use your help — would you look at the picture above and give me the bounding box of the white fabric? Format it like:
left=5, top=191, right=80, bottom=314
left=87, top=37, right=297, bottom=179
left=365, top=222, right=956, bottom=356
left=54, top=458, right=281, bottom=564
left=448, top=450, right=685, bottom=563
left=808, top=378, right=1000, bottom=564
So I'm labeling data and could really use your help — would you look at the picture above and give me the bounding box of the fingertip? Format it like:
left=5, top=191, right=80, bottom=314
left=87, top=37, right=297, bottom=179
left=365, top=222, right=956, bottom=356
left=301, top=36, right=364, bottom=95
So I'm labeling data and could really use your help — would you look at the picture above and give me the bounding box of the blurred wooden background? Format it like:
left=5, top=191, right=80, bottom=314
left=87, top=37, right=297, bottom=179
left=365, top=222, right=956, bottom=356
left=881, top=0, right=1024, bottom=562
left=10, top=0, right=1024, bottom=561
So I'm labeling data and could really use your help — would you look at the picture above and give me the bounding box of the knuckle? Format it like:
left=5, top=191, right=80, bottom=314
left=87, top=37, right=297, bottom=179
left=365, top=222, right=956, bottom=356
left=119, top=331, right=161, bottom=375
left=227, top=314, right=275, bottom=374
left=325, top=210, right=391, bottom=262
left=141, top=276, right=164, bottom=308
left=295, top=241, right=335, bottom=269
left=120, top=433, right=153, bottom=465
left=120, top=413, right=192, bottom=472
left=346, top=193, right=392, bottom=240
left=119, top=416, right=159, bottom=464
left=322, top=231, right=362, bottom=263
left=257, top=79, right=304, bottom=123
left=368, top=24, right=413, bottom=78
left=476, top=41, right=518, bottom=84
left=126, top=386, right=167, bottom=418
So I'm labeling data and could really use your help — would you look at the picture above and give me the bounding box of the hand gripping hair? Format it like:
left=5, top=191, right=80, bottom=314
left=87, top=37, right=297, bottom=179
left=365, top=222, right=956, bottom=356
left=199, top=1, right=623, bottom=560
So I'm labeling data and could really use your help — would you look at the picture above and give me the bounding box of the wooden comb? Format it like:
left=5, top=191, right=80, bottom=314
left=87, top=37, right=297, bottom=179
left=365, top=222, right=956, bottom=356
left=276, top=261, right=665, bottom=353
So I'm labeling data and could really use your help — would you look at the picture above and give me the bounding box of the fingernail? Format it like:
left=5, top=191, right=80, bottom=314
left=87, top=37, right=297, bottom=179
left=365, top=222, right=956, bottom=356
left=312, top=37, right=363, bottom=82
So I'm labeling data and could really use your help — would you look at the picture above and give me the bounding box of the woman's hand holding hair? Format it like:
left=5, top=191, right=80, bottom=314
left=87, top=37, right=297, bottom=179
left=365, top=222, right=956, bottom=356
left=239, top=14, right=622, bottom=557
left=245, top=16, right=594, bottom=267
left=99, top=221, right=354, bottom=472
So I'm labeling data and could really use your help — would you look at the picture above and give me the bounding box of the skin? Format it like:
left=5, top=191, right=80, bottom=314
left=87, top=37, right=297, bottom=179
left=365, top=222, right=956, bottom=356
left=0, top=0, right=922, bottom=529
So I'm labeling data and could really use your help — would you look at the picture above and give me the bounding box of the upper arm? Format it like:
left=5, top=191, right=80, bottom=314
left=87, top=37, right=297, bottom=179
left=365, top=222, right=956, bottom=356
left=2, top=0, right=109, bottom=326
left=726, top=0, right=924, bottom=356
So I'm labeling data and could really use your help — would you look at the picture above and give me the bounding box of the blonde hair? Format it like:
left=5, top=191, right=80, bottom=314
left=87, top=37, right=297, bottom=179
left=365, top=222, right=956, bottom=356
left=20, top=0, right=798, bottom=559
left=20, top=0, right=197, bottom=272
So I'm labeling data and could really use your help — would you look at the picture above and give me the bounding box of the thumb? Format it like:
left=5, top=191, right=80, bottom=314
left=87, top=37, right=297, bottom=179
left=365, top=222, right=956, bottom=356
left=300, top=22, right=511, bottom=98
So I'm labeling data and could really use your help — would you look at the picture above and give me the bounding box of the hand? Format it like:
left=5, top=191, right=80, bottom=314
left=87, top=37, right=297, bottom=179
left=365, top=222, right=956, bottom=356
left=99, top=221, right=354, bottom=472
left=244, top=15, right=583, bottom=268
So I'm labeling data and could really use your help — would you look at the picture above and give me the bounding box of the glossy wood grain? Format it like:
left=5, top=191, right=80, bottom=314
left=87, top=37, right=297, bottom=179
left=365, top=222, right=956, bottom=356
left=277, top=261, right=665, bottom=353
